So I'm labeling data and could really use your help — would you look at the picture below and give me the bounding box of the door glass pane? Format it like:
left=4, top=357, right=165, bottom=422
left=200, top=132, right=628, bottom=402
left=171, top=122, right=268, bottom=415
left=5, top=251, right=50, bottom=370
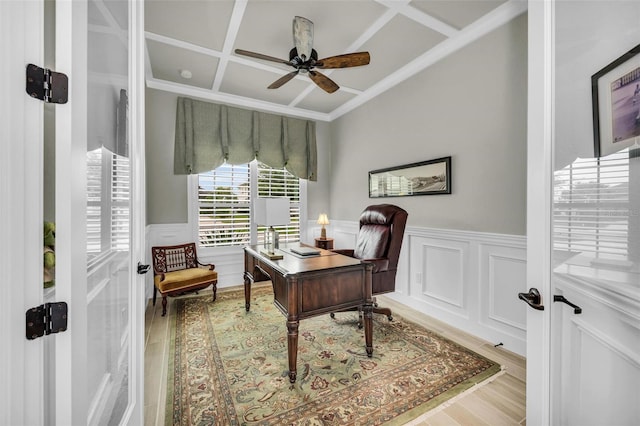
left=553, top=1, right=640, bottom=425
left=86, top=0, right=131, bottom=423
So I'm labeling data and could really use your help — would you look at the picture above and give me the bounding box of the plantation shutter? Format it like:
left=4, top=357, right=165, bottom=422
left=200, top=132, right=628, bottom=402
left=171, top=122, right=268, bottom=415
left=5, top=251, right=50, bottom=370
left=553, top=149, right=631, bottom=260
left=87, top=149, right=103, bottom=255
left=197, top=161, right=301, bottom=248
left=86, top=147, right=130, bottom=257
left=256, top=163, right=300, bottom=244
left=111, top=153, right=130, bottom=250
left=198, top=163, right=251, bottom=247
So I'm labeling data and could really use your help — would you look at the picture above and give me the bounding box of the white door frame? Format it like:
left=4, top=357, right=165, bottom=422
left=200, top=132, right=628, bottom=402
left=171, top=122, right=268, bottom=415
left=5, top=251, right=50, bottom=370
left=125, top=0, right=146, bottom=424
left=526, top=0, right=554, bottom=424
left=0, top=1, right=46, bottom=424
left=54, top=1, right=89, bottom=423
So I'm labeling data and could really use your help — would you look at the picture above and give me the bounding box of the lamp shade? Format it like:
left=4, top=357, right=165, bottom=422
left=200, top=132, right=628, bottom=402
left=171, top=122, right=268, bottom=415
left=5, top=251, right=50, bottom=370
left=254, top=197, right=290, bottom=226
left=317, top=213, right=329, bottom=225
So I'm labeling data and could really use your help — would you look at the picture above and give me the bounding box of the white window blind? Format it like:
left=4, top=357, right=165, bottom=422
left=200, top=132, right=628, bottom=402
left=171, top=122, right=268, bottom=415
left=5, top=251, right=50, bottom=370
left=86, top=147, right=130, bottom=258
left=198, top=163, right=251, bottom=247
left=111, top=153, right=130, bottom=251
left=87, top=149, right=103, bottom=255
left=197, top=161, right=301, bottom=247
left=256, top=162, right=300, bottom=244
left=553, top=149, right=630, bottom=260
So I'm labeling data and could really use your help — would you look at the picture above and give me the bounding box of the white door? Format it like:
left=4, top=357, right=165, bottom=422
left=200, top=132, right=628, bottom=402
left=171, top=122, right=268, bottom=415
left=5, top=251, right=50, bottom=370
left=527, top=1, right=640, bottom=424
left=550, top=1, right=640, bottom=424
left=0, top=0, right=145, bottom=424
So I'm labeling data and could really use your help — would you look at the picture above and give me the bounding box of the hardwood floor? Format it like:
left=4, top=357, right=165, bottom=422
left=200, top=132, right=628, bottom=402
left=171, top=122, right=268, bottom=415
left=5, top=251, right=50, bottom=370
left=144, top=284, right=526, bottom=426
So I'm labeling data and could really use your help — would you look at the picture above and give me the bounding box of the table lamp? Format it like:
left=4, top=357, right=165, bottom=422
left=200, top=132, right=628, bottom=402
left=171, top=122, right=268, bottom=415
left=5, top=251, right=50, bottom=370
left=255, top=197, right=290, bottom=259
left=317, top=213, right=329, bottom=239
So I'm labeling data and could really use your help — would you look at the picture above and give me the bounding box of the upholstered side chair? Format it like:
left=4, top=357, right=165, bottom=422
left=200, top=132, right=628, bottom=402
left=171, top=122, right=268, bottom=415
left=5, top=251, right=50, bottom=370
left=333, top=204, right=408, bottom=321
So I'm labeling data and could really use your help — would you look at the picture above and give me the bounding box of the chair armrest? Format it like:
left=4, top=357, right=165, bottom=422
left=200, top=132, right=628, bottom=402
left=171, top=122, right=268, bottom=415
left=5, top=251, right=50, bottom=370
left=197, top=260, right=215, bottom=270
left=361, top=258, right=389, bottom=273
left=154, top=271, right=166, bottom=282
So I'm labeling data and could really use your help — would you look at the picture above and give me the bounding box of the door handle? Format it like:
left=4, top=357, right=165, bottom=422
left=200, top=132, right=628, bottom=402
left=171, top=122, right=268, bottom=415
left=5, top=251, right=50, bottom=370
left=518, top=288, right=544, bottom=310
left=553, top=295, right=582, bottom=314
left=137, top=262, right=151, bottom=275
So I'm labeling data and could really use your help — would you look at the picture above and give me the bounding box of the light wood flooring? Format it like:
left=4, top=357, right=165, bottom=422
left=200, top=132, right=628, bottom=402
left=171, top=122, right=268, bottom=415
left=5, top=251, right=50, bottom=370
left=144, top=284, right=526, bottom=426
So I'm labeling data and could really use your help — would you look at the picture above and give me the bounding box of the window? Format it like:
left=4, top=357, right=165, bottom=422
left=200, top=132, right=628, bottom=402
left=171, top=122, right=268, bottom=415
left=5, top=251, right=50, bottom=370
left=553, top=148, right=631, bottom=260
left=86, top=147, right=130, bottom=259
left=197, top=160, right=301, bottom=248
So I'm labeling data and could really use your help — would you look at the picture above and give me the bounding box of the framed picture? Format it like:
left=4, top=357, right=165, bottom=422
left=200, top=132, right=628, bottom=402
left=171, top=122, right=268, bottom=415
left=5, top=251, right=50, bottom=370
left=592, top=43, right=640, bottom=157
left=369, top=156, right=451, bottom=198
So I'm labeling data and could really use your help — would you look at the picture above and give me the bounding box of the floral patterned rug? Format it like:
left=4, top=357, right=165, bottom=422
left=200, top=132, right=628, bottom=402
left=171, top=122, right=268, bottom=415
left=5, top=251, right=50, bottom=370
left=166, top=286, right=501, bottom=425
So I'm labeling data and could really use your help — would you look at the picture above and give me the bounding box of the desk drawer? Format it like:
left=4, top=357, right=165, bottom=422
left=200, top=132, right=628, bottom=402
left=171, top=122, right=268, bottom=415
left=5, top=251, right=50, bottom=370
left=300, top=268, right=365, bottom=315
left=245, top=254, right=274, bottom=282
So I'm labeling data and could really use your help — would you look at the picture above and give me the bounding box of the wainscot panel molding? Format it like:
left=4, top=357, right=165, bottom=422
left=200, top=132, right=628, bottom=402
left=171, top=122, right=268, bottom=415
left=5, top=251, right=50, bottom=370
left=307, top=221, right=528, bottom=356
left=554, top=272, right=640, bottom=420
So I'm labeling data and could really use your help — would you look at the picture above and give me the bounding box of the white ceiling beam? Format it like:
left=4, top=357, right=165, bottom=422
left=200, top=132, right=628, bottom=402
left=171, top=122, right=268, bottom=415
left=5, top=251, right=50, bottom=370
left=146, top=77, right=332, bottom=122
left=400, top=8, right=459, bottom=38
left=211, top=0, right=248, bottom=91
left=92, top=0, right=127, bottom=47
left=329, top=0, right=528, bottom=121
left=145, top=31, right=223, bottom=58
left=144, top=40, right=154, bottom=81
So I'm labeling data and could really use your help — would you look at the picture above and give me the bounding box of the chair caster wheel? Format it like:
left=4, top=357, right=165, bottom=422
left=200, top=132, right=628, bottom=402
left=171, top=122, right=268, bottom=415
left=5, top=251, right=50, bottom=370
left=330, top=313, right=335, bottom=319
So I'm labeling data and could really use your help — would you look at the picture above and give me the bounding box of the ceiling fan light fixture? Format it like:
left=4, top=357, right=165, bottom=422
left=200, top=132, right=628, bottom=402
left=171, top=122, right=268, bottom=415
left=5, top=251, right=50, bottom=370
left=235, top=16, right=370, bottom=94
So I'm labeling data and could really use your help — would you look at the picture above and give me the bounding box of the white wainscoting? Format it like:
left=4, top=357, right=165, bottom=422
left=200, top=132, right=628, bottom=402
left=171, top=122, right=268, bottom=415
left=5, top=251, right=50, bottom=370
left=147, top=222, right=527, bottom=355
left=308, top=221, right=528, bottom=356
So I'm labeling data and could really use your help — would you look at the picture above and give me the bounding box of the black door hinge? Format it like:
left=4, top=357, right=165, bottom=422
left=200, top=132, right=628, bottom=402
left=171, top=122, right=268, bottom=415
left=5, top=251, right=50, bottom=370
left=26, top=64, right=68, bottom=104
left=26, top=302, right=68, bottom=340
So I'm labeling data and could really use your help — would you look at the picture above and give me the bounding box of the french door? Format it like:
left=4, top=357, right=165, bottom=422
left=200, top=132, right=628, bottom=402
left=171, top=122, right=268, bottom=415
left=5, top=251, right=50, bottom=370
left=527, top=1, right=640, bottom=424
left=1, top=0, right=145, bottom=424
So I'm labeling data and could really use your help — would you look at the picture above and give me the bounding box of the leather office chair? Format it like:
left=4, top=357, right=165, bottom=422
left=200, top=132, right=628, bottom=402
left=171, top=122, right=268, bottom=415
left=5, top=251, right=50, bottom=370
left=333, top=204, right=408, bottom=321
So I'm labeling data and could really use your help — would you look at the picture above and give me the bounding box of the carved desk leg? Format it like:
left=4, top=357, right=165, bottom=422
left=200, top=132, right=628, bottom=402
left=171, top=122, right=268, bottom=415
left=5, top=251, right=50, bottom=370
left=363, top=262, right=374, bottom=357
left=363, top=303, right=373, bottom=357
left=243, top=271, right=252, bottom=312
left=286, top=319, right=299, bottom=383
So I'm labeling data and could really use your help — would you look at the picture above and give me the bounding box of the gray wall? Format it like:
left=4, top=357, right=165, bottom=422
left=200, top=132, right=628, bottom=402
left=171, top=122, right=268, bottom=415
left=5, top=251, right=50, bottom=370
left=329, top=14, right=528, bottom=235
left=145, top=89, right=188, bottom=224
left=145, top=88, right=332, bottom=225
left=145, top=15, right=527, bottom=236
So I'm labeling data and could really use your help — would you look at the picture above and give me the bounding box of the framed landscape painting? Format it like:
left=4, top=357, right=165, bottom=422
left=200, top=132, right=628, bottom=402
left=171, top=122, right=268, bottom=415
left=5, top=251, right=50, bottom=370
left=369, top=156, right=451, bottom=198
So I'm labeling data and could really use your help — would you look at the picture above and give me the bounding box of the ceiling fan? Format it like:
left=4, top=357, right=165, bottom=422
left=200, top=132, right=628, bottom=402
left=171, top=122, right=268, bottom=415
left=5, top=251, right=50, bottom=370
left=234, top=16, right=370, bottom=94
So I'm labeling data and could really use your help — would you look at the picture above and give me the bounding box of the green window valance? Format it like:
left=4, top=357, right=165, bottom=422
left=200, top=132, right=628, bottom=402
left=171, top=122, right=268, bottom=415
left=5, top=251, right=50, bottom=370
left=174, top=97, right=317, bottom=181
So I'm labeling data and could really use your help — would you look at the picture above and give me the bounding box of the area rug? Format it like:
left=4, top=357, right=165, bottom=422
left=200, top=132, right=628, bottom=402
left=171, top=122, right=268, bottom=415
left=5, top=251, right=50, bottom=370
left=165, top=286, right=501, bottom=425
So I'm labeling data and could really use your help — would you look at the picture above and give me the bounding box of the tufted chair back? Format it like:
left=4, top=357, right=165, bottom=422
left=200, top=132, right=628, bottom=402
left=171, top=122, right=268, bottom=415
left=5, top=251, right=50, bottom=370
left=352, top=204, right=407, bottom=294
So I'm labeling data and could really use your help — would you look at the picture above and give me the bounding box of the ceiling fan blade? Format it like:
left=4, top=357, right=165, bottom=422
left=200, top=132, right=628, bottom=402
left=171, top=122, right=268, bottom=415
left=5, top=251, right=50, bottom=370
left=268, top=70, right=299, bottom=89
left=308, top=70, right=339, bottom=94
left=316, top=52, right=371, bottom=68
left=234, top=49, right=292, bottom=66
left=293, top=16, right=313, bottom=61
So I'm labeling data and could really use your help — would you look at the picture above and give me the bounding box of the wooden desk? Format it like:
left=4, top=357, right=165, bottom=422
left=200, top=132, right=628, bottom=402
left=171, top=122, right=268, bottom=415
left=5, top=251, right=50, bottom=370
left=243, top=244, right=373, bottom=383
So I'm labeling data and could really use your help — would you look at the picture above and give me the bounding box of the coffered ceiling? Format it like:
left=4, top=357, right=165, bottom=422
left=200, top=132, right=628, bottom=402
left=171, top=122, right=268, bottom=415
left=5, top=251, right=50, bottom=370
left=144, top=0, right=527, bottom=121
